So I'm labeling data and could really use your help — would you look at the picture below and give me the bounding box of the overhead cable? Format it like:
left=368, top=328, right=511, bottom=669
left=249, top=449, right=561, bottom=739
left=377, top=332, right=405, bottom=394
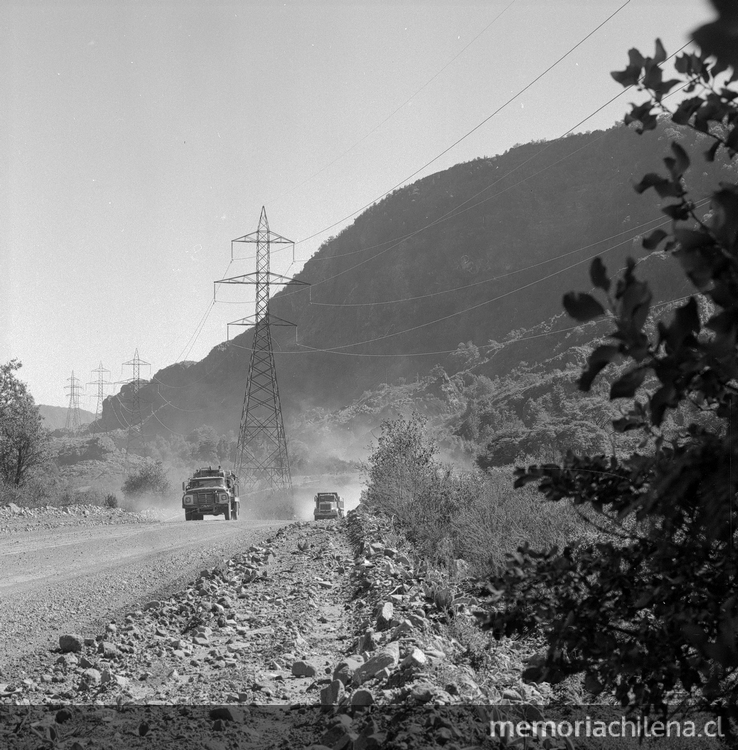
left=290, top=0, right=633, bottom=251
left=306, top=212, right=676, bottom=308
left=265, top=0, right=520, bottom=209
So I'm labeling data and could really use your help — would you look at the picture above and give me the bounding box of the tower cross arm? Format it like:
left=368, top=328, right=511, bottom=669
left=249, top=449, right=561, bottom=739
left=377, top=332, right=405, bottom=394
left=215, top=272, right=310, bottom=287
left=232, top=230, right=294, bottom=245
left=122, top=354, right=151, bottom=367
left=227, top=313, right=299, bottom=329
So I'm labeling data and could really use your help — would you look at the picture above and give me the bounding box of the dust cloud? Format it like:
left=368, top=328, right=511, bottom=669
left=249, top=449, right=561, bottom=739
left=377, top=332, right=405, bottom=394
left=291, top=474, right=364, bottom=521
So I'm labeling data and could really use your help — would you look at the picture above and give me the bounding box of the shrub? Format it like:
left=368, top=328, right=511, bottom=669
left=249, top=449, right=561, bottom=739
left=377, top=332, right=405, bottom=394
left=364, top=416, right=590, bottom=574
left=450, top=471, right=590, bottom=575
left=122, top=461, right=171, bottom=499
left=364, top=413, right=437, bottom=519
left=0, top=465, right=64, bottom=508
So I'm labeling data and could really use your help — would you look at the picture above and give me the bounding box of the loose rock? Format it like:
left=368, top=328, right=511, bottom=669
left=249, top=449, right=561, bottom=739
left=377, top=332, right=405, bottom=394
left=58, top=634, right=83, bottom=653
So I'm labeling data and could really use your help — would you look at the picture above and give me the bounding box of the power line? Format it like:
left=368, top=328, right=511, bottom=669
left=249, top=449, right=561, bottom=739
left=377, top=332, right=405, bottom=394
left=215, top=36, right=688, bottom=293
left=176, top=299, right=215, bottom=363
left=171, top=259, right=234, bottom=365
left=148, top=407, right=188, bottom=438
left=155, top=196, right=702, bottom=382
left=293, top=224, right=705, bottom=355
left=151, top=361, right=228, bottom=390
left=108, top=402, right=132, bottom=431
left=272, top=138, right=599, bottom=304
left=295, top=256, right=647, bottom=353
left=264, top=0, right=520, bottom=209
left=225, top=291, right=694, bottom=360
left=154, top=384, right=224, bottom=413
left=306, top=212, right=674, bottom=308
left=275, top=41, right=693, bottom=302
left=234, top=91, right=620, bottom=270
left=290, top=0, right=632, bottom=251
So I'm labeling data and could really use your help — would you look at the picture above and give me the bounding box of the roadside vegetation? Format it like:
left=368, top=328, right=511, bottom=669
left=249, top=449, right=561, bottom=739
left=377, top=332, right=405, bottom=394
left=363, top=414, right=590, bottom=575
left=363, top=9, right=738, bottom=738
left=487, top=16, right=738, bottom=733
left=121, top=461, right=171, bottom=500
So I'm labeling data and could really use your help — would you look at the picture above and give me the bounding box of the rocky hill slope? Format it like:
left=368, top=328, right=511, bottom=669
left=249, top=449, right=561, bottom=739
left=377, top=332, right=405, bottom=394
left=99, top=121, right=734, bottom=440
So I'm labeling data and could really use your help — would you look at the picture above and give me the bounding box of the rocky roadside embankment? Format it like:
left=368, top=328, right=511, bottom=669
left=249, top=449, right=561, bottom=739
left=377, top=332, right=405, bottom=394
left=0, top=502, right=162, bottom=534
left=0, top=506, right=570, bottom=750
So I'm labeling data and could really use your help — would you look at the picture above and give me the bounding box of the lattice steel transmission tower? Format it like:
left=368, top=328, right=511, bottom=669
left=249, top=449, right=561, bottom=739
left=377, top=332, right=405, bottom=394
left=215, top=207, right=308, bottom=492
left=121, top=349, right=151, bottom=451
left=88, top=362, right=111, bottom=430
left=64, top=371, right=84, bottom=431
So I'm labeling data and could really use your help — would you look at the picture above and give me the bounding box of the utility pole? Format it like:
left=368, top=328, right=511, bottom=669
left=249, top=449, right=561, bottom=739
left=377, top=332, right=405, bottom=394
left=88, top=362, right=111, bottom=430
left=121, top=349, right=151, bottom=452
left=215, top=207, right=308, bottom=495
left=64, top=371, right=84, bottom=431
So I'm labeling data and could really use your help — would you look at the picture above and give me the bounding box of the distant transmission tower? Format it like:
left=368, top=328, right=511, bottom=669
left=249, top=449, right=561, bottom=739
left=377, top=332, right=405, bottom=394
left=88, top=362, right=111, bottom=430
left=121, top=349, right=151, bottom=451
left=64, top=371, right=84, bottom=431
left=215, top=207, right=308, bottom=493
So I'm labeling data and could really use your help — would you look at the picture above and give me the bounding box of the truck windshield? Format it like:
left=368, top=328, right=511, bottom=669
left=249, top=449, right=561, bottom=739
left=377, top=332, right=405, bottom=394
left=190, top=478, right=224, bottom=488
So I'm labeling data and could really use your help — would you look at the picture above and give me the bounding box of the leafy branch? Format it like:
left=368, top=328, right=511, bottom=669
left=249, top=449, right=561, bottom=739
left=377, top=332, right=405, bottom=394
left=478, top=2, right=738, bottom=734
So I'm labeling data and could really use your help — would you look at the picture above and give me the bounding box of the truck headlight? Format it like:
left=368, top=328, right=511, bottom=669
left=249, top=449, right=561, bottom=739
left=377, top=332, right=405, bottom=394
left=218, top=493, right=228, bottom=503
left=184, top=495, right=193, bottom=504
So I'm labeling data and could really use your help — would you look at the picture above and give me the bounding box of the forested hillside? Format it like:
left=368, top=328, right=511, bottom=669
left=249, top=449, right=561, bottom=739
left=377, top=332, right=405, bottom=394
left=100, top=119, right=735, bottom=440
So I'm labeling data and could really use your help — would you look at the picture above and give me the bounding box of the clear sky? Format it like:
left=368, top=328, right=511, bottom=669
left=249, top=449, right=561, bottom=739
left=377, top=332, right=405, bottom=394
left=2, top=0, right=714, bottom=407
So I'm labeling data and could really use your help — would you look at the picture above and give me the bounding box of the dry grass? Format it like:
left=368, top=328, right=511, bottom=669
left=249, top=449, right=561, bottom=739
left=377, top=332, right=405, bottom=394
left=365, top=463, right=588, bottom=577
left=449, top=468, right=588, bottom=575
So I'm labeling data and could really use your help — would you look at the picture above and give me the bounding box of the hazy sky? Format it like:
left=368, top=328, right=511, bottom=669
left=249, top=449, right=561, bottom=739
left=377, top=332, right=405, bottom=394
left=2, top=0, right=714, bottom=407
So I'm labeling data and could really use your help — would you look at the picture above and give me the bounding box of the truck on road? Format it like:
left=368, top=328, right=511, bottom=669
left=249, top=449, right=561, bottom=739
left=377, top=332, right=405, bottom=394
left=313, top=492, right=345, bottom=521
left=182, top=466, right=240, bottom=521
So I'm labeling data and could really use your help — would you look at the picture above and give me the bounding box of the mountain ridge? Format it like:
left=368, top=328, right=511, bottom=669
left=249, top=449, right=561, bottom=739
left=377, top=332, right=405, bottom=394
left=39, top=405, right=95, bottom=431
left=100, top=120, right=731, bottom=439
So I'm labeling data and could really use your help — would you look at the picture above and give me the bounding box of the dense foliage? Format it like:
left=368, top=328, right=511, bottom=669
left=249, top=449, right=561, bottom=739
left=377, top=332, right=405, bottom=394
left=0, top=360, right=50, bottom=487
left=480, top=5, right=738, bottom=730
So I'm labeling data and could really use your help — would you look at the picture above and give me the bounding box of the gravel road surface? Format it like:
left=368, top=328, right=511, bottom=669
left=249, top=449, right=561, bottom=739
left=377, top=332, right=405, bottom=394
left=0, top=513, right=287, bottom=673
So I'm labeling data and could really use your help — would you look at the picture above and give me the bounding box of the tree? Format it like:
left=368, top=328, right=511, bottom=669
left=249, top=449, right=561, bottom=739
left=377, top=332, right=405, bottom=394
left=0, top=360, right=50, bottom=486
left=364, top=413, right=437, bottom=517
left=216, top=431, right=237, bottom=465
left=186, top=425, right=219, bottom=463
left=479, top=4, right=738, bottom=731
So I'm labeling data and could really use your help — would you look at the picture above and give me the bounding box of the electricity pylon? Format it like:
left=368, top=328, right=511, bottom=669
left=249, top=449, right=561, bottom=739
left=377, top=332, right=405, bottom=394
left=215, top=207, right=308, bottom=493
left=88, top=362, right=111, bottom=430
left=121, top=349, right=151, bottom=452
left=64, top=371, right=84, bottom=431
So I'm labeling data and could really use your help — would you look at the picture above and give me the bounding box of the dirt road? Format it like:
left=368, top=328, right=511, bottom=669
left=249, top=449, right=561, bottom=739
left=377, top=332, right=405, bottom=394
left=0, top=514, right=287, bottom=671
